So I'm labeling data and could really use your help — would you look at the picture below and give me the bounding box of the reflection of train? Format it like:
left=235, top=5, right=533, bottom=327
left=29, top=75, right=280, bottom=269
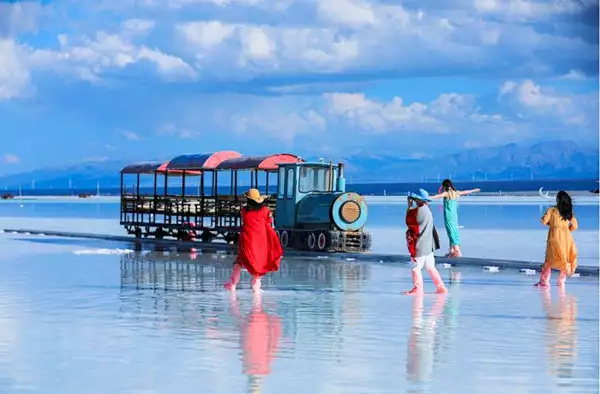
left=120, top=151, right=371, bottom=253
left=120, top=252, right=370, bottom=292
left=119, top=252, right=370, bottom=346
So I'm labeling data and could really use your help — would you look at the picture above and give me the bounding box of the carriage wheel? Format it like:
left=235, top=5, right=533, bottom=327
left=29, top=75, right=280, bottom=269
left=307, top=232, right=316, bottom=250
left=316, top=232, right=327, bottom=251
left=280, top=230, right=290, bottom=248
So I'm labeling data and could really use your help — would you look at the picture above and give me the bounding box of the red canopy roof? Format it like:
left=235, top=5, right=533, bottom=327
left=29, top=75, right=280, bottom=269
left=122, top=151, right=299, bottom=174
left=216, top=154, right=302, bottom=171
left=166, top=151, right=242, bottom=170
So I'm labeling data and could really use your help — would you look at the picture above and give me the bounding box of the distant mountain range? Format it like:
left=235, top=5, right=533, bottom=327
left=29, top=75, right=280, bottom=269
left=0, top=140, right=597, bottom=191
left=341, top=140, right=599, bottom=183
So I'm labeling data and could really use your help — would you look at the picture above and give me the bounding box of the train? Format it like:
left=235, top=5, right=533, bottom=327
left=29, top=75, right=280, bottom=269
left=119, top=151, right=372, bottom=253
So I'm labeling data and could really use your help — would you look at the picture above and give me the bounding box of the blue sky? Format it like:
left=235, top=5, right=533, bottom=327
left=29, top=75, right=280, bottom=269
left=0, top=0, right=598, bottom=175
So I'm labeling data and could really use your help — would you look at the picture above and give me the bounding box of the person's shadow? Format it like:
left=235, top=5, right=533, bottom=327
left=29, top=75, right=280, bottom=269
left=540, top=288, right=578, bottom=386
left=230, top=293, right=282, bottom=394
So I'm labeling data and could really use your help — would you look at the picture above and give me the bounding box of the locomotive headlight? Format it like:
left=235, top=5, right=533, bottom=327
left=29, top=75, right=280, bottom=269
left=331, top=192, right=368, bottom=231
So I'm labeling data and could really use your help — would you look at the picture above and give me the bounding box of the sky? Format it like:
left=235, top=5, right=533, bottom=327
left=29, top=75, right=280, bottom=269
left=0, top=0, right=598, bottom=175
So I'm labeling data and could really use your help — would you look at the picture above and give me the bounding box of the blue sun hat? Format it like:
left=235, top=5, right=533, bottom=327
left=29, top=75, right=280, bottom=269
left=408, top=188, right=431, bottom=202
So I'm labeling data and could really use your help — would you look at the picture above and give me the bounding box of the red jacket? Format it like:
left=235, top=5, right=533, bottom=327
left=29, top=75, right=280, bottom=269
left=405, top=207, right=419, bottom=258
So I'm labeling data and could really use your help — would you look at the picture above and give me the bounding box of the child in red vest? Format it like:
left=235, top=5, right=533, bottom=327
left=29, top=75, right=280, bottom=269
left=224, top=189, right=283, bottom=293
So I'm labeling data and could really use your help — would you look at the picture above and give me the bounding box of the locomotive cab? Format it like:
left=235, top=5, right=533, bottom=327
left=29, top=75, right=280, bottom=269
left=275, top=161, right=371, bottom=252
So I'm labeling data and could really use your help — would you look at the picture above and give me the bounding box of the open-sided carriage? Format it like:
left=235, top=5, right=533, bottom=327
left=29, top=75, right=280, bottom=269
left=120, top=151, right=372, bottom=253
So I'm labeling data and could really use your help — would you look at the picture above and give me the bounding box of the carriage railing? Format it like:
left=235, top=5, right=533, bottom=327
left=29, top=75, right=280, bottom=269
left=121, top=194, right=277, bottom=228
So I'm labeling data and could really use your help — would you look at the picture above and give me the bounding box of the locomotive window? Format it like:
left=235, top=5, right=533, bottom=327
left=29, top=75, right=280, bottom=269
left=286, top=168, right=295, bottom=198
left=299, top=167, right=331, bottom=193
left=299, top=167, right=313, bottom=192
left=278, top=167, right=285, bottom=198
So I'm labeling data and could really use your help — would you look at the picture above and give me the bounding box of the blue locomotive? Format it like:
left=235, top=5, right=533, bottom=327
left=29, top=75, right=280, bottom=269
left=274, top=161, right=371, bottom=252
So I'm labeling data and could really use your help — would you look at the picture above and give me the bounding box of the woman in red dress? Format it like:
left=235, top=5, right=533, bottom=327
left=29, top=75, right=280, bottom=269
left=224, top=188, right=283, bottom=293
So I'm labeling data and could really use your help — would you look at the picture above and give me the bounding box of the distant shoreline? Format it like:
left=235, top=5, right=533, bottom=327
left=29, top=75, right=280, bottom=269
left=0, top=178, right=597, bottom=197
left=2, top=192, right=598, bottom=206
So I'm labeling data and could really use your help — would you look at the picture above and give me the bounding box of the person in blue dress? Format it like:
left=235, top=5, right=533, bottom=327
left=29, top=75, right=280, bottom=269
left=430, top=179, right=480, bottom=258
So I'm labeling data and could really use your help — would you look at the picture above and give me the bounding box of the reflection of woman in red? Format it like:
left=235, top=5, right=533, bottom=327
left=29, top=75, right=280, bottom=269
left=225, top=189, right=283, bottom=293
left=231, top=294, right=282, bottom=393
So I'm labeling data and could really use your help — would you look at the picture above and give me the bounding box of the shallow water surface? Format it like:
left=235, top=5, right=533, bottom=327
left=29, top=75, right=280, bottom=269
left=0, top=250, right=597, bottom=394
left=1, top=199, right=599, bottom=267
left=0, top=200, right=598, bottom=230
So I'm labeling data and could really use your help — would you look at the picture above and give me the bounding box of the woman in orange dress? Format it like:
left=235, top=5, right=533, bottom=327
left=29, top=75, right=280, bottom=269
left=534, top=191, right=579, bottom=287
left=224, top=189, right=283, bottom=293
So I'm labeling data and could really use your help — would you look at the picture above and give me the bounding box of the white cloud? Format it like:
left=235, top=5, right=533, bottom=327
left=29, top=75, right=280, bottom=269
left=228, top=109, right=325, bottom=140
left=121, top=19, right=156, bottom=36
left=474, top=0, right=586, bottom=21
left=560, top=69, right=587, bottom=81
left=209, top=95, right=326, bottom=144
left=0, top=0, right=594, bottom=94
left=26, top=30, right=197, bottom=83
left=163, top=0, right=266, bottom=8
left=171, top=0, right=594, bottom=82
left=121, top=129, right=142, bottom=140
left=499, top=79, right=597, bottom=127
left=325, top=92, right=450, bottom=133
left=206, top=78, right=594, bottom=153
left=0, top=39, right=31, bottom=100
left=316, top=0, right=377, bottom=28
left=177, top=21, right=235, bottom=49
left=178, top=22, right=361, bottom=76
left=3, top=154, right=20, bottom=164
left=500, top=79, right=571, bottom=112
left=239, top=27, right=274, bottom=63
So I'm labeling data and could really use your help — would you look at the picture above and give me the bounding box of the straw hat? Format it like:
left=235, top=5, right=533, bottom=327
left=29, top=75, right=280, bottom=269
left=244, top=188, right=266, bottom=204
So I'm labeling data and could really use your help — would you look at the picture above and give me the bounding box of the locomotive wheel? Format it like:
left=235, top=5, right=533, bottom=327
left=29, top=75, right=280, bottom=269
left=316, top=232, right=327, bottom=251
left=307, top=232, right=317, bottom=250
left=280, top=230, right=290, bottom=248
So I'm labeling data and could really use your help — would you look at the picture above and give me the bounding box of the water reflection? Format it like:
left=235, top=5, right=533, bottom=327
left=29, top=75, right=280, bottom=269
left=118, top=252, right=371, bottom=391
left=119, top=252, right=370, bottom=293
left=541, top=289, right=578, bottom=387
left=0, top=245, right=597, bottom=393
left=112, top=252, right=596, bottom=393
left=406, top=279, right=462, bottom=393
left=119, top=251, right=233, bottom=292
left=230, top=294, right=282, bottom=394
left=406, top=294, right=447, bottom=384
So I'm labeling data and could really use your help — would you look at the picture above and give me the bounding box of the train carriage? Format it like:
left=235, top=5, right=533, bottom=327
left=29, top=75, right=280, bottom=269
left=120, top=151, right=372, bottom=253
